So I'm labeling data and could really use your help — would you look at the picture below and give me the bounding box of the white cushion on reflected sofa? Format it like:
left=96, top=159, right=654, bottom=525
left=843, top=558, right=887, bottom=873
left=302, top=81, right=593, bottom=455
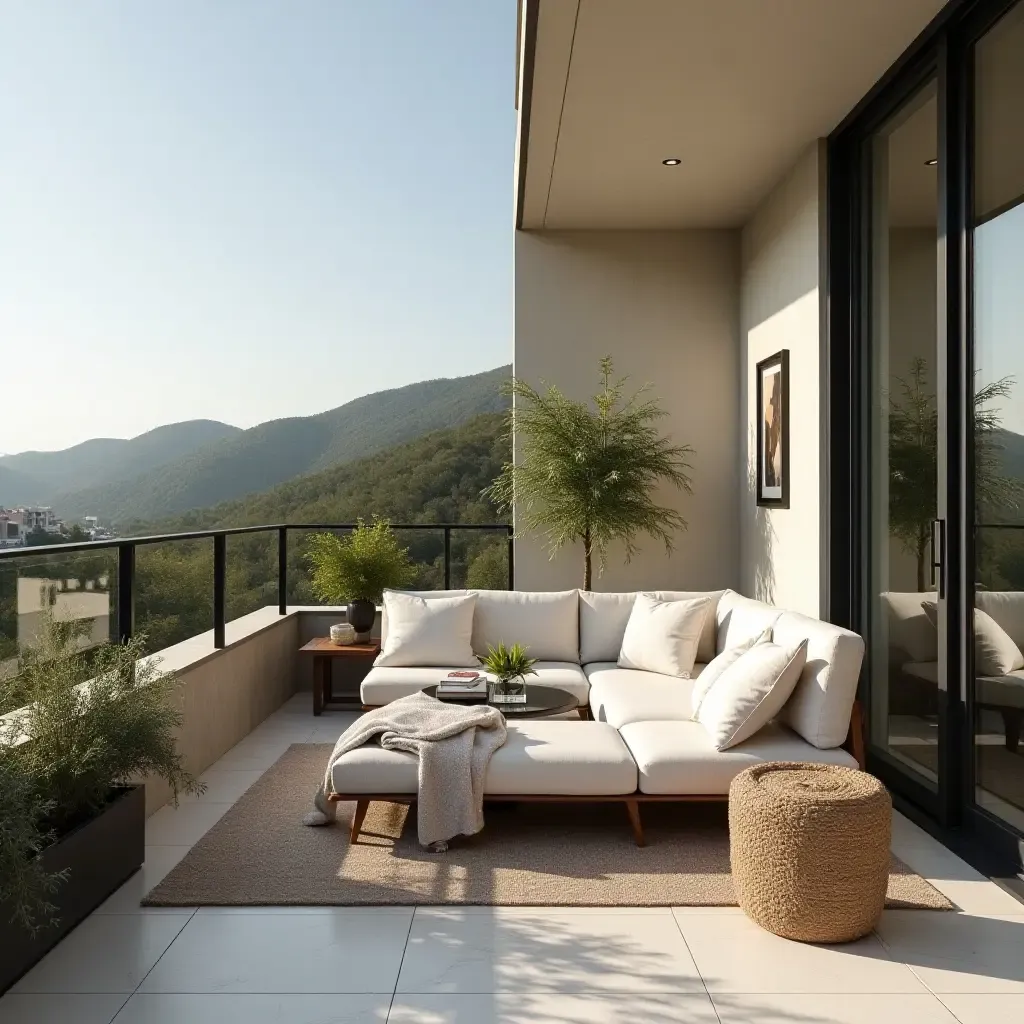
left=618, top=720, right=859, bottom=796
left=330, top=720, right=637, bottom=796
left=471, top=589, right=580, bottom=663
left=585, top=662, right=702, bottom=728
left=975, top=591, right=1024, bottom=649
left=361, top=661, right=590, bottom=706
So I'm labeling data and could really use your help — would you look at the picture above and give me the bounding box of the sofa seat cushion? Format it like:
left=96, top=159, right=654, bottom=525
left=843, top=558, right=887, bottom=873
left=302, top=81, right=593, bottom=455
left=977, top=670, right=1024, bottom=709
left=361, top=661, right=590, bottom=706
left=330, top=720, right=637, bottom=796
left=618, top=720, right=858, bottom=796
left=903, top=661, right=938, bottom=684
left=585, top=663, right=702, bottom=728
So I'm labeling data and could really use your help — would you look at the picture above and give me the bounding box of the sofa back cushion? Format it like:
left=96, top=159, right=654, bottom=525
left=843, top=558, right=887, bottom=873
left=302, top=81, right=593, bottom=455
left=773, top=610, right=865, bottom=749
left=375, top=592, right=478, bottom=668
left=579, top=590, right=722, bottom=665
left=380, top=589, right=469, bottom=647
left=471, top=589, right=580, bottom=663
left=975, top=591, right=1024, bottom=650
left=882, top=591, right=938, bottom=664
left=714, top=590, right=782, bottom=653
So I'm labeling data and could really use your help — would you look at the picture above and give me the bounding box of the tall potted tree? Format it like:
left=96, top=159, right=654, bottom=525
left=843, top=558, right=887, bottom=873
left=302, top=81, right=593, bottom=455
left=486, top=357, right=694, bottom=588
left=305, top=517, right=415, bottom=635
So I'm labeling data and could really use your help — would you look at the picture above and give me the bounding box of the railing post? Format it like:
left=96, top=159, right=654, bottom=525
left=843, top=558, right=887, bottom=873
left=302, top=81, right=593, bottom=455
left=507, top=526, right=514, bottom=591
left=213, top=533, right=226, bottom=649
left=443, top=526, right=451, bottom=590
left=116, top=542, right=135, bottom=643
left=278, top=527, right=288, bottom=614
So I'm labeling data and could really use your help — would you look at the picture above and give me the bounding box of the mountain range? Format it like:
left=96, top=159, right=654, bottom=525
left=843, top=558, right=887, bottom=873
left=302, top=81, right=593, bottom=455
left=0, top=367, right=510, bottom=524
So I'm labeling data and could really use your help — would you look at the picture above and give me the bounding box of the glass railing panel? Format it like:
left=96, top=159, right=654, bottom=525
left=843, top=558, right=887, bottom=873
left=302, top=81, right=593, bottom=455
left=135, top=539, right=213, bottom=654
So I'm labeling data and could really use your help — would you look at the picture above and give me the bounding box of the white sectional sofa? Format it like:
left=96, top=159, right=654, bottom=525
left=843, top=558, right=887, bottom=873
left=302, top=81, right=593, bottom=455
left=337, top=588, right=866, bottom=844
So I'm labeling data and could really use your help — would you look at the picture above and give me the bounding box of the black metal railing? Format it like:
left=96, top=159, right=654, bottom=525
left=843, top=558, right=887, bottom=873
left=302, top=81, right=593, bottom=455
left=0, top=523, right=513, bottom=650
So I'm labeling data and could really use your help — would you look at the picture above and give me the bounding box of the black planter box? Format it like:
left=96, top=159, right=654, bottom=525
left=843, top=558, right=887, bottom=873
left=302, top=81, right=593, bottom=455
left=0, top=784, right=145, bottom=994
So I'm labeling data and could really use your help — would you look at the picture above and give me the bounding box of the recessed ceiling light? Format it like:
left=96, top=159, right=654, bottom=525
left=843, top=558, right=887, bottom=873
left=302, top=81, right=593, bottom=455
left=925, top=158, right=938, bottom=166
left=662, top=158, right=681, bottom=166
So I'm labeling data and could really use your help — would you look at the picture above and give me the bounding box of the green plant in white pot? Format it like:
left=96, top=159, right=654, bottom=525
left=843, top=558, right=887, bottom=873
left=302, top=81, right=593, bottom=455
left=479, top=642, right=537, bottom=704
left=305, top=518, right=415, bottom=637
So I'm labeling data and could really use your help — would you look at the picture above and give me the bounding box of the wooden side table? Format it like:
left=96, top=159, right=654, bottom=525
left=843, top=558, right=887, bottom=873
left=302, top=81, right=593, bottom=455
left=300, top=637, right=381, bottom=715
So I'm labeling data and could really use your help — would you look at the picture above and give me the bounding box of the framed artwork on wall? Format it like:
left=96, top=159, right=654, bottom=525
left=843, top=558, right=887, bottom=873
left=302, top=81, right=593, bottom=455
left=756, top=349, right=789, bottom=508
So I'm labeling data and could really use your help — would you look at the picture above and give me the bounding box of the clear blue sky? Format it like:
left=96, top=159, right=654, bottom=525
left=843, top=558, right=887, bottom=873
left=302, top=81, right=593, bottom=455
left=0, top=1, right=515, bottom=454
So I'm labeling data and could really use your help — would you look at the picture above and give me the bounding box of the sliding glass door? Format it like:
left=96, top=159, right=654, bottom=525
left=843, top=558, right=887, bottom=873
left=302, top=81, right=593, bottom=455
left=971, top=0, right=1024, bottom=835
left=863, top=78, right=946, bottom=803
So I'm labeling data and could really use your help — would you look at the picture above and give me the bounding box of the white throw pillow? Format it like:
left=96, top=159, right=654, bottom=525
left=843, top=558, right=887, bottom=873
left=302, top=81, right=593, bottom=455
left=689, top=627, right=772, bottom=719
left=375, top=592, right=478, bottom=668
left=697, top=639, right=808, bottom=750
left=922, top=600, right=1024, bottom=676
left=617, top=593, right=711, bottom=679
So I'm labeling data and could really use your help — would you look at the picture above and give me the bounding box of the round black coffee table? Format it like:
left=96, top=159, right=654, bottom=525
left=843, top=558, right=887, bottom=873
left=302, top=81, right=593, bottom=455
left=422, top=683, right=578, bottom=719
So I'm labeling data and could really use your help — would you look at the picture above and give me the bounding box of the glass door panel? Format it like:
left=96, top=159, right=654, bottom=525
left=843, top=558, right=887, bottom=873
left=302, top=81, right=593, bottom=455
left=866, top=79, right=942, bottom=789
left=972, top=0, right=1024, bottom=834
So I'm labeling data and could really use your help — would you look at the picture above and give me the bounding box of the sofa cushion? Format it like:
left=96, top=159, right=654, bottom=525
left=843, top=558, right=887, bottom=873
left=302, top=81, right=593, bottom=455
left=618, top=720, right=858, bottom=796
left=882, top=592, right=939, bottom=664
left=471, top=590, right=580, bottom=663
left=975, top=590, right=1024, bottom=649
left=774, top=610, right=865, bottom=749
left=714, top=590, right=782, bottom=653
left=361, top=661, right=590, bottom=706
left=380, top=589, right=468, bottom=647
left=585, top=663, right=701, bottom=728
left=977, top=670, right=1024, bottom=709
left=689, top=627, right=771, bottom=719
left=579, top=590, right=723, bottom=666
left=923, top=599, right=1024, bottom=676
left=697, top=639, right=808, bottom=750
left=330, top=720, right=637, bottom=796
left=375, top=591, right=478, bottom=668
left=617, top=594, right=711, bottom=678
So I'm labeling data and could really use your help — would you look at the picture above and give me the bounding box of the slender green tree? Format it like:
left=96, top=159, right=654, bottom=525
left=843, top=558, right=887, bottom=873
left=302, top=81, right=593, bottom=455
left=889, top=357, right=1022, bottom=589
left=486, top=357, right=694, bottom=589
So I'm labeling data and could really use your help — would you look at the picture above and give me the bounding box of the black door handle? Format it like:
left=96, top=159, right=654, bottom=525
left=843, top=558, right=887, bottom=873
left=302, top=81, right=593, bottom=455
left=931, top=518, right=945, bottom=599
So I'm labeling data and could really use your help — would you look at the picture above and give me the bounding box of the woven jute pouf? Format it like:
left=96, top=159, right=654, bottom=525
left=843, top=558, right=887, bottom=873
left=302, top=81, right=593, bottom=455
left=729, top=761, right=891, bottom=943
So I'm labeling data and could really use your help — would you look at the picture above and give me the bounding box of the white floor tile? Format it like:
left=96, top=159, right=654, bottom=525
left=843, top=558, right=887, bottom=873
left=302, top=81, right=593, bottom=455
left=709, top=993, right=958, bottom=1023
left=194, top=905, right=412, bottom=916
left=413, top=905, right=673, bottom=917
left=138, top=909, right=412, bottom=994
left=94, top=846, right=192, bottom=914
left=674, top=913, right=928, bottom=994
left=938, top=993, right=1024, bottom=1023
left=0, top=994, right=128, bottom=1024
left=10, top=914, right=192, bottom=994
left=386, top=992, right=719, bottom=1023
left=396, top=909, right=703, bottom=994
left=144, top=801, right=232, bottom=846
left=181, top=769, right=265, bottom=804
left=876, top=911, right=1024, bottom=993
left=111, top=993, right=390, bottom=1023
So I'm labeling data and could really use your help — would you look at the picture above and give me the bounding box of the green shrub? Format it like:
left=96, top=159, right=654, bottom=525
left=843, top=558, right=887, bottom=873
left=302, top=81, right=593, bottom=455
left=305, top=517, right=415, bottom=603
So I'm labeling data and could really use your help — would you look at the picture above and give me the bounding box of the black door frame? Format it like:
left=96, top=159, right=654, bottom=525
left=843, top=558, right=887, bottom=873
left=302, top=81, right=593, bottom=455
left=827, top=0, right=1024, bottom=883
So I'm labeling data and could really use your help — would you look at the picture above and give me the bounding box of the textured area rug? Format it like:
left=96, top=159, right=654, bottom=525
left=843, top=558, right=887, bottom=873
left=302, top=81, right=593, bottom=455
left=144, top=744, right=954, bottom=909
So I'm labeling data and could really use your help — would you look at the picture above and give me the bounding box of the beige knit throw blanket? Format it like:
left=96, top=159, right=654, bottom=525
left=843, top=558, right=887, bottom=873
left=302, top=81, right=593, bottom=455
left=302, top=691, right=507, bottom=848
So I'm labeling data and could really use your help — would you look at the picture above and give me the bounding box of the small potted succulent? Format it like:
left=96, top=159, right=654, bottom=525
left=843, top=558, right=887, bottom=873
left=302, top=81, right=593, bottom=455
left=479, top=641, right=537, bottom=705
left=305, top=517, right=415, bottom=638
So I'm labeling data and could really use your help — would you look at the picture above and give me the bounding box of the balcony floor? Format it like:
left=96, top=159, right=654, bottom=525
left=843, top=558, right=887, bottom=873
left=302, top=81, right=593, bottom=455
left=2, top=693, right=1023, bottom=1023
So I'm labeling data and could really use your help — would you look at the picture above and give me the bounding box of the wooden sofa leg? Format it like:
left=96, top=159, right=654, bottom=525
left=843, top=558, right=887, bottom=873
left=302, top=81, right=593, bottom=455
left=625, top=799, right=646, bottom=847
left=577, top=706, right=591, bottom=721
left=350, top=799, right=369, bottom=844
left=848, top=700, right=867, bottom=770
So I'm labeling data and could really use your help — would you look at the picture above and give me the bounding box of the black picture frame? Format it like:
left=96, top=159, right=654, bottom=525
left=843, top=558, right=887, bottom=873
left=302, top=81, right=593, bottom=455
left=755, top=349, right=790, bottom=508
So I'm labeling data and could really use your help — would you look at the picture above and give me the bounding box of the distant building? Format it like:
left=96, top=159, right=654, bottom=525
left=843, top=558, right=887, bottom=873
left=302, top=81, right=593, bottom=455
left=0, top=511, right=24, bottom=548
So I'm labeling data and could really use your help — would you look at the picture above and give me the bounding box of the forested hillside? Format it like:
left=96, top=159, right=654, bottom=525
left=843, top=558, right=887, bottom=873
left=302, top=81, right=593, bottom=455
left=0, top=420, right=240, bottom=505
left=52, top=366, right=510, bottom=522
left=0, top=413, right=512, bottom=661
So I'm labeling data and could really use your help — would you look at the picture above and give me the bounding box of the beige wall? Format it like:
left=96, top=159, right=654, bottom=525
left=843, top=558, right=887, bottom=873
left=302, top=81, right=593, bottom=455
left=142, top=609, right=299, bottom=814
left=739, top=142, right=828, bottom=616
left=513, top=230, right=741, bottom=592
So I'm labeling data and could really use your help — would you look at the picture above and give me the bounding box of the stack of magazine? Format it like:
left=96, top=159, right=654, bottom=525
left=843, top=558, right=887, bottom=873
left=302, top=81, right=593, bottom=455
left=436, top=670, right=487, bottom=700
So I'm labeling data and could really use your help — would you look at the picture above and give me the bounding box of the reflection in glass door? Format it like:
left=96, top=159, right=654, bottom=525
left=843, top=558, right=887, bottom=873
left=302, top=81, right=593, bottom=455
left=865, top=79, right=943, bottom=790
left=972, top=0, right=1024, bottom=835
